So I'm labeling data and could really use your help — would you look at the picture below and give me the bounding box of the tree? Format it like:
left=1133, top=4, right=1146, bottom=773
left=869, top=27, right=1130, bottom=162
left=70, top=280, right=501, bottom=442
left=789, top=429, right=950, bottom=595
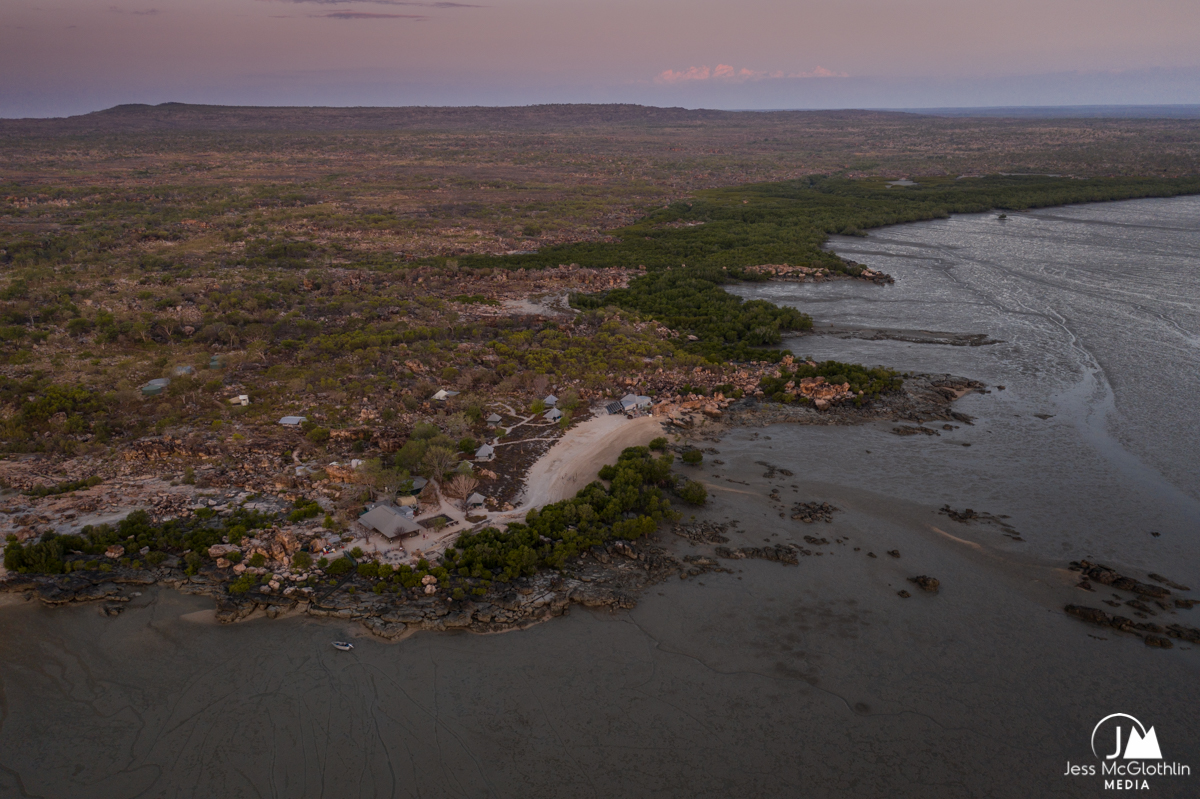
left=422, top=445, right=457, bottom=483
left=678, top=480, right=708, bottom=505
left=446, top=473, right=479, bottom=505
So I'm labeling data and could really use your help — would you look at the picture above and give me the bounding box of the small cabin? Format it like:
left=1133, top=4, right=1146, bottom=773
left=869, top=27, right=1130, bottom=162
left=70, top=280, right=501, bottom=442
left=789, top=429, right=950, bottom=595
left=359, top=505, right=422, bottom=540
left=620, top=394, right=652, bottom=411
left=544, top=408, right=563, bottom=422
left=475, top=443, right=495, bottom=461
left=400, top=476, right=428, bottom=496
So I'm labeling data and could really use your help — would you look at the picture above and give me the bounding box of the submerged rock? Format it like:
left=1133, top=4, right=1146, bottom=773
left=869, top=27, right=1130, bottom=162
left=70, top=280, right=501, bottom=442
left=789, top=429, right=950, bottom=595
left=908, top=576, right=940, bottom=593
left=714, top=545, right=800, bottom=566
left=1068, top=561, right=1170, bottom=599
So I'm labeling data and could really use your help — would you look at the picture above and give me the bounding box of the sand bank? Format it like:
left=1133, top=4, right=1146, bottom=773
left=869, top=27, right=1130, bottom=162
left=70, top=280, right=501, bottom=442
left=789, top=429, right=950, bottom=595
left=502, top=411, right=664, bottom=517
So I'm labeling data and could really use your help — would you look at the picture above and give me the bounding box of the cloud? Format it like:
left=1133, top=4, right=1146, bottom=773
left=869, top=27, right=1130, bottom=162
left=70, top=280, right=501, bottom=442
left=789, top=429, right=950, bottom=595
left=108, top=5, right=162, bottom=14
left=314, top=11, right=427, bottom=17
left=655, top=64, right=847, bottom=84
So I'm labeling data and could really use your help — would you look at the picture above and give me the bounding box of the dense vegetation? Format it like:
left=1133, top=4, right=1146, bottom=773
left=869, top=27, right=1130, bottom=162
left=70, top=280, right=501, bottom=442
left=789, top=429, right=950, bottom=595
left=572, top=265, right=811, bottom=361
left=2, top=507, right=275, bottom=575
left=444, top=446, right=678, bottom=585
left=759, top=361, right=904, bottom=404
left=474, top=174, right=1200, bottom=273
left=537, top=175, right=1200, bottom=360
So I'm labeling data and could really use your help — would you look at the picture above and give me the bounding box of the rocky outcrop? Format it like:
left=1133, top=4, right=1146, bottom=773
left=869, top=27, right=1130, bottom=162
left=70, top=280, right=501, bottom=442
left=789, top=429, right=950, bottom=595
left=671, top=521, right=730, bottom=544
left=715, top=545, right=800, bottom=566
left=1068, top=561, right=1170, bottom=599
left=1148, top=573, right=1191, bottom=591
left=1065, top=604, right=1200, bottom=649
left=743, top=263, right=894, bottom=285
left=908, top=575, right=940, bottom=593
left=791, top=502, right=837, bottom=523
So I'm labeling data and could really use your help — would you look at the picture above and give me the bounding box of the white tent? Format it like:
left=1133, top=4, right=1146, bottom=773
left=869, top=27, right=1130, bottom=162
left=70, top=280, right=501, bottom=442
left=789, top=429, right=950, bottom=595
left=475, top=443, right=495, bottom=461
left=544, top=408, right=563, bottom=421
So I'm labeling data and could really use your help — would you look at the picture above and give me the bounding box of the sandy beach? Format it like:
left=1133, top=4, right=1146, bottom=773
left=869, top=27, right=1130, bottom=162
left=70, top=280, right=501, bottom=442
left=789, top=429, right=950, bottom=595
left=503, top=411, right=665, bottom=516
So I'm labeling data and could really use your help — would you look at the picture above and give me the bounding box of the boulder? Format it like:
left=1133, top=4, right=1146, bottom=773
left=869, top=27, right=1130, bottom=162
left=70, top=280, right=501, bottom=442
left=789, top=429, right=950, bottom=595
left=908, top=575, right=940, bottom=593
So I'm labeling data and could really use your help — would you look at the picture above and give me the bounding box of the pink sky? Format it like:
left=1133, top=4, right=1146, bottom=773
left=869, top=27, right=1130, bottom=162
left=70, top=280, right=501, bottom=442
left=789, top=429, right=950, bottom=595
left=2, top=0, right=1199, bottom=116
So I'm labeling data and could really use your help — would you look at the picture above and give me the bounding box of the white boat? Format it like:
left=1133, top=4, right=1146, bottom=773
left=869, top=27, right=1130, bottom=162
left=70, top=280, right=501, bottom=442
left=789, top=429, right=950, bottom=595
left=332, top=641, right=354, bottom=651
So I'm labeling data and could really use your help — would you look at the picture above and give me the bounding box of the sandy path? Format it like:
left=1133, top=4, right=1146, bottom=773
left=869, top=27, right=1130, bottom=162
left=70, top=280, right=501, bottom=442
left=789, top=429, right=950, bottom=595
left=501, top=412, right=664, bottom=519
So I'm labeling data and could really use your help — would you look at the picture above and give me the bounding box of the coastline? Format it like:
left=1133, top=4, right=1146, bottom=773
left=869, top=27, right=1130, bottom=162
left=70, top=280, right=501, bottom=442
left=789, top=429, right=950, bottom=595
left=0, top=374, right=992, bottom=639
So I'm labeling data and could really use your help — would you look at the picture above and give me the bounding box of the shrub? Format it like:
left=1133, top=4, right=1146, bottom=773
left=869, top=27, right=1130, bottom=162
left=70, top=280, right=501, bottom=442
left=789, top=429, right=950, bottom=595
left=411, top=422, right=440, bottom=440
left=184, top=552, right=204, bottom=573
left=288, top=500, right=321, bottom=523
left=678, top=480, right=708, bottom=506
left=228, top=574, right=256, bottom=594
left=306, top=427, right=331, bottom=444
left=327, top=557, right=352, bottom=576
left=349, top=546, right=364, bottom=559
left=681, top=449, right=703, bottom=465
left=291, top=551, right=312, bottom=570
left=247, top=552, right=266, bottom=568
left=648, top=437, right=668, bottom=451
left=357, top=562, right=379, bottom=579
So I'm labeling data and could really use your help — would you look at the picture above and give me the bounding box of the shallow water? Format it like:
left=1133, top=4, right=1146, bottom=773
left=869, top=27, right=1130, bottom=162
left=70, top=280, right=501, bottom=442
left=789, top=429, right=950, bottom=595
left=732, top=196, right=1200, bottom=568
left=2, top=197, right=1198, bottom=798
